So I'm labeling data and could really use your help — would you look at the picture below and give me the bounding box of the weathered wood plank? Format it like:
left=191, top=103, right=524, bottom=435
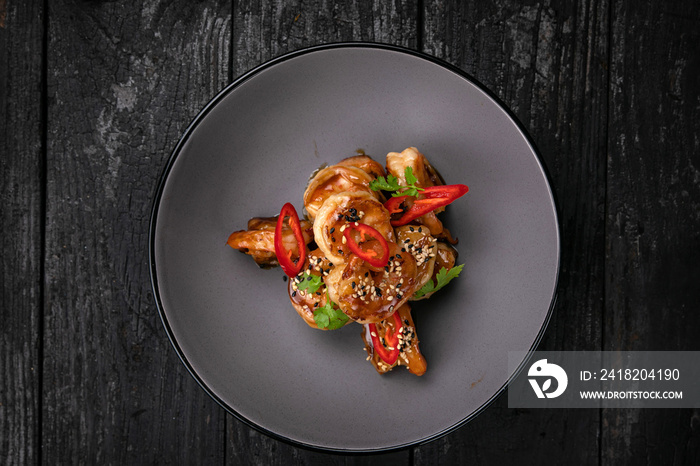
left=418, top=0, right=608, bottom=463
left=0, top=1, right=44, bottom=464
left=603, top=0, right=700, bottom=463
left=232, top=0, right=419, bottom=77
left=227, top=0, right=417, bottom=462
left=43, top=0, right=231, bottom=463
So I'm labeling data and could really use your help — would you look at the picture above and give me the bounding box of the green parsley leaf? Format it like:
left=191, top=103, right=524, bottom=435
left=404, top=166, right=418, bottom=186
left=314, top=293, right=350, bottom=330
left=369, top=167, right=424, bottom=198
left=296, top=271, right=323, bottom=294
left=369, top=173, right=401, bottom=192
left=413, top=264, right=464, bottom=299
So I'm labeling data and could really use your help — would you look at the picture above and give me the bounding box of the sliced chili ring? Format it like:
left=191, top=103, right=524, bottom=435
left=383, top=195, right=408, bottom=214
left=388, top=184, right=468, bottom=226
left=274, top=202, right=307, bottom=277
left=342, top=223, right=390, bottom=268
left=368, top=311, right=402, bottom=365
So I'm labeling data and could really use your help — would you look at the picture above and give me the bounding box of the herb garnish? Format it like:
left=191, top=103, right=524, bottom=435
left=314, top=293, right=349, bottom=330
left=369, top=167, right=425, bottom=197
left=413, top=264, right=464, bottom=299
left=296, top=271, right=323, bottom=294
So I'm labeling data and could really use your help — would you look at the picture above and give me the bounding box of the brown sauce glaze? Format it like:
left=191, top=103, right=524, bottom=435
left=361, top=304, right=427, bottom=376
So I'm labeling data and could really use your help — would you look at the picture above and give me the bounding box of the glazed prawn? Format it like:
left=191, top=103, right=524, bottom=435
left=386, top=147, right=443, bottom=188
left=325, top=242, right=418, bottom=323
left=386, top=147, right=448, bottom=237
left=303, top=165, right=379, bottom=220
left=395, top=225, right=438, bottom=291
left=361, top=303, right=427, bottom=376
left=227, top=216, right=312, bottom=267
left=412, top=242, right=459, bottom=301
left=287, top=249, right=345, bottom=329
left=312, top=191, right=394, bottom=265
left=337, top=154, right=387, bottom=179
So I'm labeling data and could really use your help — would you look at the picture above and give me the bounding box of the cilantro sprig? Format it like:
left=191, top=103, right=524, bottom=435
left=314, top=293, right=349, bottom=330
left=296, top=271, right=323, bottom=295
left=370, top=167, right=425, bottom=197
left=413, top=264, right=464, bottom=299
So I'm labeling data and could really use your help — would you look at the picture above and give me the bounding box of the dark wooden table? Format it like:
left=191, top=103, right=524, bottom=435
left=2, top=0, right=699, bottom=464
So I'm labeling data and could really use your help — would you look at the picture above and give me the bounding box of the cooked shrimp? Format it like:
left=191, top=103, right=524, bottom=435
left=303, top=165, right=378, bottom=220
left=412, top=241, right=459, bottom=300
left=361, top=304, right=427, bottom=376
left=227, top=216, right=313, bottom=268
left=395, top=225, right=438, bottom=290
left=287, top=249, right=344, bottom=329
left=386, top=147, right=443, bottom=188
left=325, top=242, right=418, bottom=323
left=313, top=191, right=394, bottom=265
left=386, top=147, right=448, bottom=237
left=337, top=154, right=386, bottom=179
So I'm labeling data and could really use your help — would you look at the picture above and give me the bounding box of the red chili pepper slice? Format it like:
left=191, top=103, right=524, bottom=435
left=383, top=195, right=408, bottom=214
left=274, top=202, right=307, bottom=277
left=342, top=223, right=390, bottom=268
left=368, top=311, right=403, bottom=365
left=388, top=184, right=468, bottom=226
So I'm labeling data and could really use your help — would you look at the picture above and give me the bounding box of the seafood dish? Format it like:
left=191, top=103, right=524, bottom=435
left=227, top=147, right=468, bottom=376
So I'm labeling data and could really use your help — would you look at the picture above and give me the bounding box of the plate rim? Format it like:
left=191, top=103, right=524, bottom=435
left=148, top=41, right=561, bottom=454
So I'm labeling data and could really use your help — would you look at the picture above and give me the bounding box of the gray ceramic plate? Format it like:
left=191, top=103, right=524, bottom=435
left=150, top=43, right=559, bottom=452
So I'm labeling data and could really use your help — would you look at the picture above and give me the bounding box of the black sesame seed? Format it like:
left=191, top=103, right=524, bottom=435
left=330, top=227, right=335, bottom=233
left=328, top=262, right=334, bottom=267
left=396, top=254, right=402, bottom=259
left=401, top=247, right=406, bottom=252
left=314, top=302, right=319, bottom=307
left=376, top=288, right=382, bottom=297
left=331, top=237, right=336, bottom=242
left=351, top=281, right=356, bottom=288
left=292, top=291, right=297, bottom=297
left=418, top=227, right=422, bottom=233
left=283, top=276, right=288, bottom=282
left=306, top=276, right=313, bottom=281
left=409, top=227, right=414, bottom=232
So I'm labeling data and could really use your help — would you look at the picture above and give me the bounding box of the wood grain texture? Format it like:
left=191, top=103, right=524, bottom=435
left=43, top=0, right=231, bottom=463
left=0, top=1, right=44, bottom=464
left=603, top=0, right=700, bottom=463
left=232, top=0, right=418, bottom=77
left=418, top=0, right=609, bottom=463
left=227, top=0, right=416, bottom=463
